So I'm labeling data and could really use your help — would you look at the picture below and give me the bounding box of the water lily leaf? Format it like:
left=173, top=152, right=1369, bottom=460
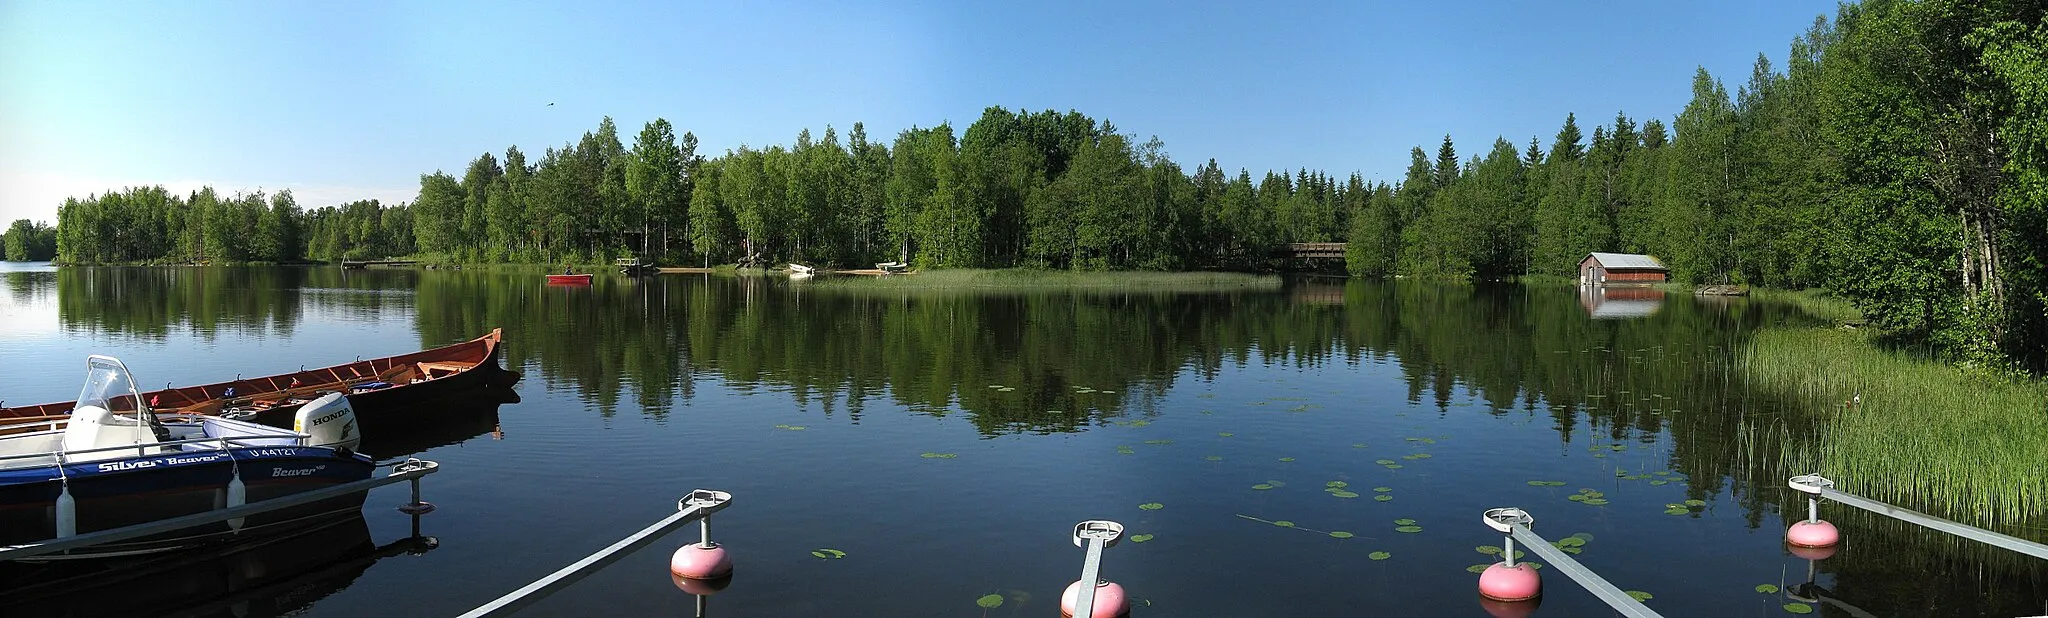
left=1653, top=470, right=1672, bottom=476
left=1205, top=455, right=1223, bottom=461
left=1561, top=546, right=1583, bottom=554
left=1755, top=584, right=1780, bottom=593
left=1568, top=532, right=1595, bottom=542
left=1625, top=590, right=1653, bottom=601
left=812, top=548, right=846, bottom=559
left=1326, top=481, right=1349, bottom=488
left=1582, top=498, right=1609, bottom=506
left=1395, top=525, right=1423, bottom=533
left=1364, top=550, right=1390, bottom=560
left=1252, top=484, right=1274, bottom=490
left=1374, top=487, right=1393, bottom=492
left=1375, top=459, right=1397, bottom=465
left=1265, top=480, right=1287, bottom=488
left=1144, top=439, right=1173, bottom=445
left=1218, top=432, right=1235, bottom=437
left=1138, top=502, right=1164, bottom=511
left=1329, top=531, right=1354, bottom=539
left=977, top=593, right=1005, bottom=609
left=1567, top=494, right=1588, bottom=502
left=1115, top=446, right=1135, bottom=455
left=1130, top=534, right=1154, bottom=543
left=1384, top=464, right=1404, bottom=469
left=1783, top=602, right=1814, bottom=614
left=1273, top=520, right=1295, bottom=528
left=1278, top=457, right=1296, bottom=462
left=1331, top=491, right=1360, bottom=498
left=1352, top=443, right=1368, bottom=448
left=1684, top=499, right=1706, bottom=507
left=1374, top=494, right=1393, bottom=502
left=1467, top=563, right=1492, bottom=573
left=1394, top=518, right=1416, bottom=525
left=1555, top=537, right=1586, bottom=547
left=1664, top=507, right=1689, bottom=515
left=1477, top=545, right=1503, bottom=555
left=1650, top=480, right=1670, bottom=486
left=920, top=452, right=958, bottom=459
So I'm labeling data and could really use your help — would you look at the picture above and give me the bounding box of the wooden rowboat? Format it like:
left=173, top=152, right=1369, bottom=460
left=0, top=329, right=518, bottom=430
left=546, top=274, right=594, bottom=285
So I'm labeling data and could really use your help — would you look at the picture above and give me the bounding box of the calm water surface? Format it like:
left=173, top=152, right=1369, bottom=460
left=0, top=263, right=2043, bottom=617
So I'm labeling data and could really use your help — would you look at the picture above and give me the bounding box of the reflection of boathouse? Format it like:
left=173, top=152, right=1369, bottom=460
left=1578, top=252, right=1669, bottom=285
left=1580, top=286, right=1665, bottom=319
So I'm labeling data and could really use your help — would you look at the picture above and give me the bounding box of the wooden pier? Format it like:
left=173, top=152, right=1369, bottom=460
left=341, top=260, right=419, bottom=269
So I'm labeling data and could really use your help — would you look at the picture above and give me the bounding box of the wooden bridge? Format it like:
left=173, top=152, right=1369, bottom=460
left=1279, top=243, right=1346, bottom=259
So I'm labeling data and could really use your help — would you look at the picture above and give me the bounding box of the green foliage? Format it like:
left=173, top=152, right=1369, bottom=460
left=3, top=219, right=57, bottom=261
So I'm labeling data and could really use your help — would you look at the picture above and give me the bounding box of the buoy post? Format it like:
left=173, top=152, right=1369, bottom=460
left=1066, top=520, right=1130, bottom=618
left=1786, top=474, right=2048, bottom=561
left=1478, top=507, right=1663, bottom=617
left=458, top=489, right=733, bottom=618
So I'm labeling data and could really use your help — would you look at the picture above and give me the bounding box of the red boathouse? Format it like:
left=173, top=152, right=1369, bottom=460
left=1579, top=252, right=1669, bottom=285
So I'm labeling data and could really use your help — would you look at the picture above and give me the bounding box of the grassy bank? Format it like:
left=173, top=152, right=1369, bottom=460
left=1745, top=326, right=2048, bottom=522
left=806, top=268, right=1282, bottom=292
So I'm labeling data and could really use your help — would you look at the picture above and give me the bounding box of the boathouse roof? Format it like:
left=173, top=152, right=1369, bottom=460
left=1582, top=252, right=1668, bottom=271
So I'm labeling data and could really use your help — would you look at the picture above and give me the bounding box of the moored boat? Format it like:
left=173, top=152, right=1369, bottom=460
left=546, top=273, right=595, bottom=285
left=0, top=329, right=517, bottom=431
left=788, top=263, right=815, bottom=278
left=0, top=356, right=374, bottom=560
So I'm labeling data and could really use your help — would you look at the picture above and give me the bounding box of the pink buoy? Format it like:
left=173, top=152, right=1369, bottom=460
left=1785, top=520, right=1840, bottom=548
left=1060, top=579, right=1130, bottom=618
left=1477, top=562, right=1541, bottom=602
left=671, top=571, right=733, bottom=596
left=670, top=542, right=732, bottom=580
left=1477, top=595, right=1541, bottom=618
left=1786, top=543, right=1838, bottom=561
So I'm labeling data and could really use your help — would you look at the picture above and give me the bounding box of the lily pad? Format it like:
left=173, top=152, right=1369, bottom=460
left=920, top=452, right=958, bottom=459
left=1273, top=520, right=1296, bottom=528
left=1218, top=432, right=1235, bottom=437
left=1130, top=534, right=1155, bottom=543
left=1395, top=525, right=1423, bottom=533
left=1138, top=502, right=1164, bottom=511
left=1582, top=498, right=1609, bottom=506
left=1329, top=531, right=1355, bottom=539
left=1374, top=494, right=1393, bottom=502
left=1373, top=487, right=1392, bottom=493
left=1278, top=457, right=1296, bottom=462
left=1352, top=443, right=1368, bottom=448
left=1394, top=518, right=1417, bottom=525
left=1252, top=484, right=1275, bottom=490
left=1115, top=446, right=1135, bottom=455
left=812, top=548, right=847, bottom=559
left=1466, top=563, right=1492, bottom=573
left=1684, top=499, right=1706, bottom=507
left=976, top=593, right=1005, bottom=609
left=1327, top=481, right=1349, bottom=488
left=773, top=424, right=808, bottom=430
left=1331, top=491, right=1360, bottom=498
left=1144, top=439, right=1173, bottom=445
left=1367, top=550, right=1391, bottom=560
left=1626, top=590, right=1653, bottom=601
left=1477, top=545, right=1503, bottom=555
left=1384, top=464, right=1404, bottom=469
left=1649, top=480, right=1671, bottom=486
left=1755, top=584, right=1780, bottom=593
left=1664, top=507, right=1690, bottom=515
left=1265, top=480, right=1288, bottom=488
left=1783, top=602, right=1814, bottom=614
left=1554, top=537, right=1586, bottom=547
left=1568, top=494, right=1588, bottom=502
left=1205, top=455, right=1223, bottom=461
left=1375, top=459, right=1397, bottom=465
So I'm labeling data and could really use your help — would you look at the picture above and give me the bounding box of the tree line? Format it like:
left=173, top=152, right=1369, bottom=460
left=34, top=0, right=2047, bottom=369
left=3, top=220, right=56, bottom=261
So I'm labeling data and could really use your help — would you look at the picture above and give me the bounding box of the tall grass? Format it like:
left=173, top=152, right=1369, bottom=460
left=806, top=268, right=1282, bottom=292
left=1746, top=327, right=2048, bottom=522
left=1747, top=288, right=1864, bottom=325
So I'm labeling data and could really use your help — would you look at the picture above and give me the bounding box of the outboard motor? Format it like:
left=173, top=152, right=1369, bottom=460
left=293, top=393, right=361, bottom=451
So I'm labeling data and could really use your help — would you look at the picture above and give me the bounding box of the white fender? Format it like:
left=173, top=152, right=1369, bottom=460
left=293, top=393, right=361, bottom=451
left=55, top=482, right=76, bottom=538
left=225, top=467, right=247, bottom=531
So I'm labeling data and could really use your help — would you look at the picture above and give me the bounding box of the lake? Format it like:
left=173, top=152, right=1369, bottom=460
left=1, top=263, right=2043, bottom=617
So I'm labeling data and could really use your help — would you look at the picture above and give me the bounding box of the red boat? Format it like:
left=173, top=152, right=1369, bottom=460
left=546, top=273, right=594, bottom=285
left=0, top=329, right=518, bottom=431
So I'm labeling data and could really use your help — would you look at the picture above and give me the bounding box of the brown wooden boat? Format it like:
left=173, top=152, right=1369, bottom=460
left=0, top=329, right=518, bottom=430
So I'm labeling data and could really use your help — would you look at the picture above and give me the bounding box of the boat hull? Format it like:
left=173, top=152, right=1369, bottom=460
left=546, top=274, right=594, bottom=285
left=0, top=330, right=518, bottom=432
left=0, top=447, right=376, bottom=559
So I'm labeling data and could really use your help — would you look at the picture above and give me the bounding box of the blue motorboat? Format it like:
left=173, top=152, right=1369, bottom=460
left=0, top=356, right=374, bottom=560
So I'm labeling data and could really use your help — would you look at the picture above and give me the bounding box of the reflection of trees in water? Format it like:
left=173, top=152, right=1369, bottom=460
left=52, top=267, right=425, bottom=340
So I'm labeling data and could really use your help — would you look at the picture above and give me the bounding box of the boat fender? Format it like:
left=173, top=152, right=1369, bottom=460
left=294, top=393, right=361, bottom=451
left=55, top=481, right=76, bottom=538
left=226, top=467, right=247, bottom=531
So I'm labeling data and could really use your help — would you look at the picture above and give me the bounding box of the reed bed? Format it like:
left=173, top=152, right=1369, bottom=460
left=1745, top=288, right=1864, bottom=325
left=1746, top=327, right=2048, bottom=522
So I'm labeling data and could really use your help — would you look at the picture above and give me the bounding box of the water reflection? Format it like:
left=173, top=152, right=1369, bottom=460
left=0, top=512, right=436, bottom=618
left=1579, top=285, right=1665, bottom=319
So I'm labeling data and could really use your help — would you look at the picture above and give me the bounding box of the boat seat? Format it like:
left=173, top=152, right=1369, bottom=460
left=61, top=406, right=164, bottom=462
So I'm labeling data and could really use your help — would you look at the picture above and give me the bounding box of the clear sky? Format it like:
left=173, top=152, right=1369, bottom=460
left=0, top=0, right=1837, bottom=225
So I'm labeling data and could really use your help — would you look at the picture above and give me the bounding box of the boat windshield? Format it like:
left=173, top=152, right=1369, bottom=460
left=77, top=356, right=147, bottom=416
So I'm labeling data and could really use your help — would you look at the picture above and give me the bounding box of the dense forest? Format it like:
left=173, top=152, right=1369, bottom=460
left=32, top=0, right=2048, bottom=368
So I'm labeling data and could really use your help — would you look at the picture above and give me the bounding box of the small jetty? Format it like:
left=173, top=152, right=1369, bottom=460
left=341, top=259, right=419, bottom=269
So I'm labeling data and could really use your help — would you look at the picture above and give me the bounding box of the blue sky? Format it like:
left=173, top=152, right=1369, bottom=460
left=0, top=1, right=1837, bottom=224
